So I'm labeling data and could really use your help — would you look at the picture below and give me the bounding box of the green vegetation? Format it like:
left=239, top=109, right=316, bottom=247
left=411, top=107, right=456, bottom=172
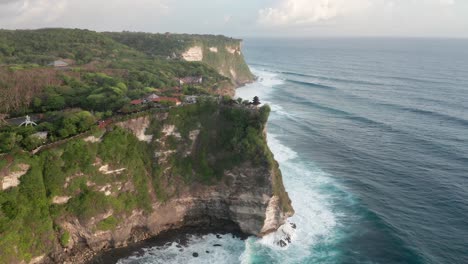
left=0, top=156, right=55, bottom=263
left=0, top=28, right=229, bottom=117
left=105, top=31, right=254, bottom=84
left=0, top=127, right=157, bottom=261
left=0, top=110, right=97, bottom=152
left=60, top=231, right=70, bottom=247
left=96, top=216, right=119, bottom=231
left=0, top=28, right=140, bottom=65
left=0, top=28, right=291, bottom=263
left=0, top=99, right=293, bottom=262
left=152, top=98, right=273, bottom=185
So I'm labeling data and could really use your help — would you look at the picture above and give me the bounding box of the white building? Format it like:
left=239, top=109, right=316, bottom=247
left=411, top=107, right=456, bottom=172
left=48, top=60, right=69, bottom=67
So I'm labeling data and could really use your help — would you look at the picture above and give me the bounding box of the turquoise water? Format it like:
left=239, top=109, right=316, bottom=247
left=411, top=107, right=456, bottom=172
left=119, top=38, right=468, bottom=264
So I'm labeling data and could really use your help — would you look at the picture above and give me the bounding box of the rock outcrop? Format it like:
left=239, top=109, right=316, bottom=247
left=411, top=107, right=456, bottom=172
left=181, top=46, right=203, bottom=62
left=1, top=163, right=30, bottom=190
left=50, top=162, right=291, bottom=263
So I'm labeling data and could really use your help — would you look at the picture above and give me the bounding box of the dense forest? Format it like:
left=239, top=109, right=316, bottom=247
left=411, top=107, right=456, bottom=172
left=0, top=28, right=232, bottom=115
left=0, top=28, right=241, bottom=152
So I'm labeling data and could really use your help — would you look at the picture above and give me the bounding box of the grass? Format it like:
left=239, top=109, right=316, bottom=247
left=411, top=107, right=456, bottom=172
left=60, top=231, right=70, bottom=247
left=96, top=216, right=119, bottom=231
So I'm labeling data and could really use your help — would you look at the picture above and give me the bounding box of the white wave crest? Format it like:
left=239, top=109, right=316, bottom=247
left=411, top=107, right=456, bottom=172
left=246, top=133, right=340, bottom=263
left=235, top=67, right=285, bottom=101
left=267, top=134, right=298, bottom=163
left=117, top=234, right=245, bottom=264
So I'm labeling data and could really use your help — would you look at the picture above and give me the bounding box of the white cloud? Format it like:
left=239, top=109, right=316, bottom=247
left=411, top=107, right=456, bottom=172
left=224, top=15, right=232, bottom=24
left=0, top=0, right=68, bottom=26
left=439, top=0, right=455, bottom=6
left=258, top=0, right=371, bottom=26
left=0, top=0, right=169, bottom=29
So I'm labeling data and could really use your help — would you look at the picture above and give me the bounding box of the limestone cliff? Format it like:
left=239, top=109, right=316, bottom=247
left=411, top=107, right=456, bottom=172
left=105, top=32, right=255, bottom=88
left=181, top=40, right=255, bottom=87
left=0, top=100, right=293, bottom=264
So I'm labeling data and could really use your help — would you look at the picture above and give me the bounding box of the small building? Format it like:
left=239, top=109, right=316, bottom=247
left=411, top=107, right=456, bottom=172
left=31, top=132, right=48, bottom=142
left=98, top=119, right=113, bottom=130
left=48, top=60, right=70, bottom=68
left=152, top=97, right=181, bottom=106
left=31, top=131, right=49, bottom=143
left=179, top=76, right=203, bottom=86
left=146, top=93, right=159, bottom=101
left=184, top=96, right=198, bottom=104
left=130, top=99, right=143, bottom=105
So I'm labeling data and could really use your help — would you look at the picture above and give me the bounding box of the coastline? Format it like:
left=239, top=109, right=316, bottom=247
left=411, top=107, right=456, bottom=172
left=88, top=221, right=249, bottom=263
left=86, top=81, right=258, bottom=264
left=86, top=79, right=268, bottom=264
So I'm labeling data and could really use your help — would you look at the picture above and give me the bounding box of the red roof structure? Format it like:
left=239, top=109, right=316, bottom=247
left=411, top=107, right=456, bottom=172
left=98, top=119, right=113, bottom=129
left=152, top=97, right=181, bottom=105
left=130, top=99, right=143, bottom=105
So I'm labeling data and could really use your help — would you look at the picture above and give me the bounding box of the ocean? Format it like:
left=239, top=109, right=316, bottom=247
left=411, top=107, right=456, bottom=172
left=116, top=38, right=468, bottom=264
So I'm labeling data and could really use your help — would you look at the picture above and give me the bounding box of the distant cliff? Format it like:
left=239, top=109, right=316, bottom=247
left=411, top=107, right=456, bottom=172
left=0, top=99, right=293, bottom=264
left=180, top=39, right=254, bottom=87
left=105, top=32, right=255, bottom=88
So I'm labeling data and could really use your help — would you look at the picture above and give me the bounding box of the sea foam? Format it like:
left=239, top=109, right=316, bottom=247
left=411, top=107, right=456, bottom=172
left=237, top=68, right=343, bottom=263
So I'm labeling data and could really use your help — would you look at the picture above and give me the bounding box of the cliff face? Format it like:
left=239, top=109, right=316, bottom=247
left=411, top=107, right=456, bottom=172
left=0, top=100, right=293, bottom=264
left=181, top=40, right=255, bottom=87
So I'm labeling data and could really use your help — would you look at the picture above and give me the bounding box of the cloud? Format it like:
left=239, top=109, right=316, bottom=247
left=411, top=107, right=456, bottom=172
left=0, top=0, right=68, bottom=25
left=439, top=0, right=455, bottom=5
left=0, top=0, right=170, bottom=29
left=224, top=15, right=232, bottom=24
left=258, top=0, right=371, bottom=26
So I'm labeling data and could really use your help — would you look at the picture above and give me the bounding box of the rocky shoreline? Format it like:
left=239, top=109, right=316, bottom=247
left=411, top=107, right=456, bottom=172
left=88, top=221, right=248, bottom=264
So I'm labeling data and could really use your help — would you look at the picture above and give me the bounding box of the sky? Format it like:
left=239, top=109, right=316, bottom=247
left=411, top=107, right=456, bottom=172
left=0, top=0, right=467, bottom=38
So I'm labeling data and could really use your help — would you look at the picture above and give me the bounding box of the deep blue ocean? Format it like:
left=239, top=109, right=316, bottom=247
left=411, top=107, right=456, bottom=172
left=119, top=38, right=468, bottom=264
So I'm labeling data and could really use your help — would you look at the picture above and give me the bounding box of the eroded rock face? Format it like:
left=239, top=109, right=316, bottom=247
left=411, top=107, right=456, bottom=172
left=180, top=44, right=254, bottom=89
left=50, top=163, right=289, bottom=263
left=52, top=196, right=72, bottom=205
left=116, top=116, right=153, bottom=142
left=226, top=46, right=241, bottom=55
left=1, top=163, right=30, bottom=190
left=182, top=46, right=203, bottom=61
left=44, top=112, right=293, bottom=263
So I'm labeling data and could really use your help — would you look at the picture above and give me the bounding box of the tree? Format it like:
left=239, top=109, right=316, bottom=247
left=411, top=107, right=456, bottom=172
left=21, top=134, right=43, bottom=151
left=0, top=132, right=21, bottom=152
left=43, top=93, right=65, bottom=111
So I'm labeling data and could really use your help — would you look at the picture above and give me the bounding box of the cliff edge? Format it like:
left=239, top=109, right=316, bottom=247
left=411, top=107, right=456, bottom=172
left=0, top=99, right=293, bottom=264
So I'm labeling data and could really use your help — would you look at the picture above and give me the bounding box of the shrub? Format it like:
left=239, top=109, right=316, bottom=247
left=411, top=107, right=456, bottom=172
left=96, top=216, right=119, bottom=231
left=60, top=231, right=70, bottom=247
